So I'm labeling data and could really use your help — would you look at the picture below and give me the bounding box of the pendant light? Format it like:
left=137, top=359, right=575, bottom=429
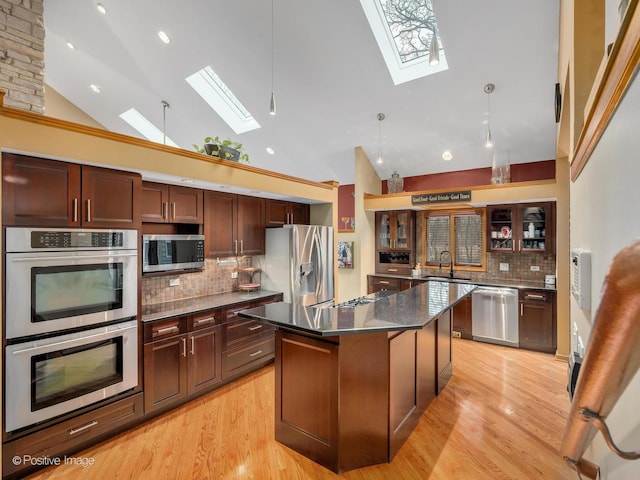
left=429, top=30, right=440, bottom=66
left=484, top=83, right=494, bottom=148
left=376, top=113, right=385, bottom=164
left=161, top=100, right=170, bottom=145
left=269, top=0, right=276, bottom=116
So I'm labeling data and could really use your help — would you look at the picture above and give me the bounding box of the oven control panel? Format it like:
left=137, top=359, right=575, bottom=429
left=5, top=227, right=138, bottom=252
left=31, top=231, right=124, bottom=249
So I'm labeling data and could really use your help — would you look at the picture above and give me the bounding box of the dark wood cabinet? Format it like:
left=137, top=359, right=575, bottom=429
left=452, top=295, right=472, bottom=339
left=367, top=275, right=424, bottom=294
left=2, top=393, right=143, bottom=479
left=274, top=307, right=453, bottom=473
left=436, top=309, right=453, bottom=393
left=141, top=181, right=203, bottom=224
left=388, top=330, right=419, bottom=459
left=187, top=324, right=223, bottom=395
left=519, top=289, right=556, bottom=353
left=221, top=295, right=281, bottom=380
left=375, top=210, right=416, bottom=276
left=143, top=312, right=223, bottom=413
left=2, top=153, right=141, bottom=229
left=487, top=202, right=555, bottom=254
left=204, top=191, right=265, bottom=257
left=265, top=199, right=310, bottom=227
left=367, top=275, right=402, bottom=294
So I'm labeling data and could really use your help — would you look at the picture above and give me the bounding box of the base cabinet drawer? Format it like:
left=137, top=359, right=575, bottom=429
left=224, top=318, right=276, bottom=349
left=222, top=335, right=275, bottom=379
left=3, top=393, right=143, bottom=479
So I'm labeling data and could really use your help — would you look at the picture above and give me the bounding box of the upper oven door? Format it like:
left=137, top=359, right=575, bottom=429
left=5, top=249, right=138, bottom=339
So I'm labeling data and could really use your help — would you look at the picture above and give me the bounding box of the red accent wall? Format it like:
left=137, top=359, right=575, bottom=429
left=338, top=184, right=355, bottom=229
left=382, top=160, right=556, bottom=193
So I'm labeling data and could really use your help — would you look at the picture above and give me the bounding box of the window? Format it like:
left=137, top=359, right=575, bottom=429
left=422, top=209, right=485, bottom=271
left=359, top=0, right=448, bottom=85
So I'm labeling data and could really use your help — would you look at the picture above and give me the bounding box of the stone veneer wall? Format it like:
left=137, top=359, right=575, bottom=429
left=141, top=257, right=255, bottom=305
left=420, top=251, right=556, bottom=285
left=0, top=0, right=45, bottom=113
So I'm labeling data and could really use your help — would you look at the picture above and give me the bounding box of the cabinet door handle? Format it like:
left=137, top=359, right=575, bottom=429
left=240, top=240, right=243, bottom=255
left=86, top=199, right=91, bottom=223
left=191, top=336, right=195, bottom=355
left=249, top=350, right=263, bottom=357
left=69, top=420, right=98, bottom=436
left=194, top=316, right=215, bottom=327
left=387, top=269, right=398, bottom=272
left=234, top=240, right=238, bottom=255
left=162, top=202, right=168, bottom=220
left=520, top=303, right=524, bottom=316
left=154, top=325, right=179, bottom=336
left=172, top=202, right=176, bottom=220
left=248, top=324, right=263, bottom=331
left=182, top=337, right=187, bottom=357
left=379, top=280, right=390, bottom=284
left=73, top=198, right=78, bottom=223
left=525, top=294, right=545, bottom=301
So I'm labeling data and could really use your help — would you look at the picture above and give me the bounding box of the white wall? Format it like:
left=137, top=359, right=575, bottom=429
left=570, top=73, right=640, bottom=479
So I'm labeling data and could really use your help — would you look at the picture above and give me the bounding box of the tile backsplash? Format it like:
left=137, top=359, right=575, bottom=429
left=141, top=257, right=254, bottom=305
left=420, top=252, right=556, bottom=284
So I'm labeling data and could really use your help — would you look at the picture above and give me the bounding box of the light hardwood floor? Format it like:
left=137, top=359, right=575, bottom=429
left=25, top=339, right=575, bottom=479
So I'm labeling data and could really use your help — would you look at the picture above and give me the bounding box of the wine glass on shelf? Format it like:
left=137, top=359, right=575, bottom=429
left=341, top=217, right=350, bottom=230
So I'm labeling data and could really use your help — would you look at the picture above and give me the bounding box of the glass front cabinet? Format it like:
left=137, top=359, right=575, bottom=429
left=487, top=202, right=554, bottom=254
left=375, top=210, right=416, bottom=275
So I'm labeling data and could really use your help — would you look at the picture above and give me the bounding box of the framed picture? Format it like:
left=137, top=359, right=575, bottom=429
left=338, top=241, right=353, bottom=268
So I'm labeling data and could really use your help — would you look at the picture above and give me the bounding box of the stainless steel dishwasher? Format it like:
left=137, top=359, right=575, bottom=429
left=471, top=286, right=519, bottom=347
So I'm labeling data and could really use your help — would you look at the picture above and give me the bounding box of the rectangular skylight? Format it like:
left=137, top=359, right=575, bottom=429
left=360, top=0, right=448, bottom=85
left=186, top=66, right=260, bottom=134
left=119, top=108, right=180, bottom=147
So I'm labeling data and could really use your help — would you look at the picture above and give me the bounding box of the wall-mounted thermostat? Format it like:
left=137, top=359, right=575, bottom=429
left=571, top=249, right=591, bottom=310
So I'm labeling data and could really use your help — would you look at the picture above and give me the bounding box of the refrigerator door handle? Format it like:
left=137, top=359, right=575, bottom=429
left=313, top=231, right=324, bottom=299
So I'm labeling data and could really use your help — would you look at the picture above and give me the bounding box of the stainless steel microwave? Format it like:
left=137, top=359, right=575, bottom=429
left=142, top=235, right=205, bottom=273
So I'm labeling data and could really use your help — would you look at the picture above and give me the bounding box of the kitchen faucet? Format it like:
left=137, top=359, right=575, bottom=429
left=439, top=250, right=454, bottom=278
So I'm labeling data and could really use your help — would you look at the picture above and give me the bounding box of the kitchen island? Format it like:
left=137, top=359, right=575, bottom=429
left=240, top=280, right=476, bottom=473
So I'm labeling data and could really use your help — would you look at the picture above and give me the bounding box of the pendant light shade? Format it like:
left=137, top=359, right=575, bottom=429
left=269, top=0, right=276, bottom=116
left=269, top=92, right=276, bottom=116
left=429, top=31, right=440, bottom=66
left=376, top=113, right=385, bottom=164
left=484, top=83, right=495, bottom=148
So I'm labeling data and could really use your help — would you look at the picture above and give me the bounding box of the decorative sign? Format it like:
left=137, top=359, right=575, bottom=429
left=412, top=190, right=472, bottom=205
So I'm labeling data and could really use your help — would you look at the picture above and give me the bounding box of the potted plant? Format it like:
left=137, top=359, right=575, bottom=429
left=193, top=136, right=250, bottom=163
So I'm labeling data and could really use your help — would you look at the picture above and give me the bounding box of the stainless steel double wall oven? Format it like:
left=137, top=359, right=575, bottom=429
left=3, top=227, right=139, bottom=433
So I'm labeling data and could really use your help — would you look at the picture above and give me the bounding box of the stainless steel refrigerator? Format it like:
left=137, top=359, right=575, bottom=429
left=262, top=225, right=334, bottom=306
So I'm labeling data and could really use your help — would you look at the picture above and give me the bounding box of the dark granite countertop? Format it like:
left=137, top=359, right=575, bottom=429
left=368, top=273, right=556, bottom=291
left=239, top=280, right=477, bottom=336
left=141, top=290, right=283, bottom=323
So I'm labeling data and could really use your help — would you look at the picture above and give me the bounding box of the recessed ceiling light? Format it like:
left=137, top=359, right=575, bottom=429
left=119, top=108, right=179, bottom=147
left=266, top=147, right=275, bottom=155
left=66, top=41, right=75, bottom=50
left=89, top=84, right=101, bottom=93
left=442, top=150, right=453, bottom=161
left=158, top=31, right=170, bottom=44
left=376, top=157, right=383, bottom=164
left=96, top=3, right=107, bottom=14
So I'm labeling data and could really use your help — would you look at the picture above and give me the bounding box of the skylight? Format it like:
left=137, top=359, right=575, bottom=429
left=186, top=66, right=260, bottom=134
left=119, top=108, right=179, bottom=148
left=360, top=0, right=448, bottom=85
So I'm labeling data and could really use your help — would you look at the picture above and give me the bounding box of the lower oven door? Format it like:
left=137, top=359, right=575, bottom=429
left=5, top=249, right=137, bottom=339
left=4, top=320, right=138, bottom=433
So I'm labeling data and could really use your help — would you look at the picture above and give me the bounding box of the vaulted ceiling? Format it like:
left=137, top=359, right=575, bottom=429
left=43, top=1, right=560, bottom=186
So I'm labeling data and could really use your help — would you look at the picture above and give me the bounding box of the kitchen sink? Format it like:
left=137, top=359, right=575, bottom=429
left=422, top=275, right=472, bottom=284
